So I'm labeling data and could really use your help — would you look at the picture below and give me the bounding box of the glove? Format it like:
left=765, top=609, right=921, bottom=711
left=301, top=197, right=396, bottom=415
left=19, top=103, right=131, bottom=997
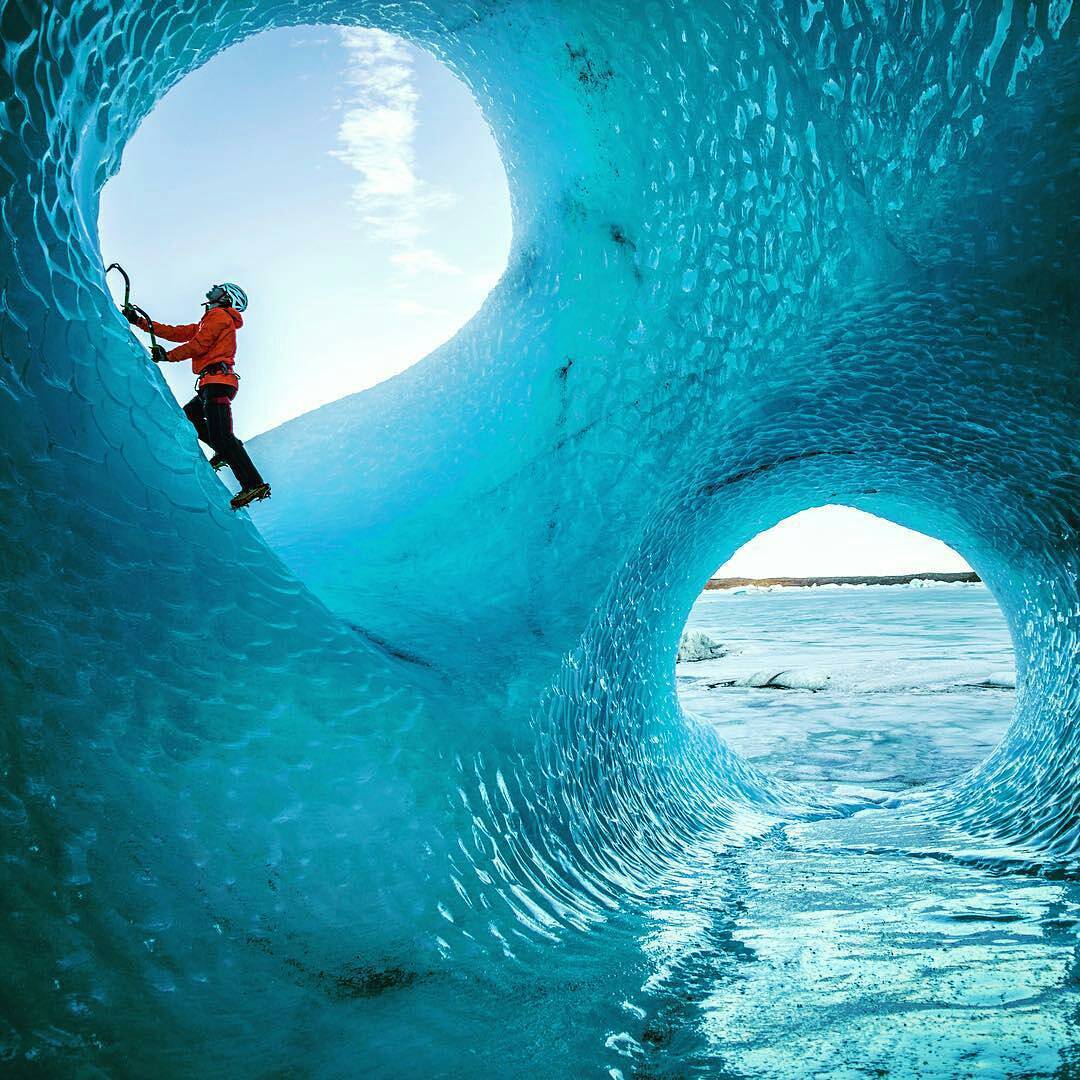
left=122, top=305, right=141, bottom=325
left=150, top=344, right=169, bottom=364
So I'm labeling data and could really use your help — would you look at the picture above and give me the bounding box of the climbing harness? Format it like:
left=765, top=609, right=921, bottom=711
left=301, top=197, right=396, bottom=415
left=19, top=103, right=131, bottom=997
left=195, top=361, right=239, bottom=390
left=105, top=262, right=159, bottom=354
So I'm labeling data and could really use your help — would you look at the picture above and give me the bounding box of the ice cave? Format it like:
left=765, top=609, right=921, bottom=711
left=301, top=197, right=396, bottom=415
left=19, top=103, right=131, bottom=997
left=1, top=0, right=1077, bottom=1074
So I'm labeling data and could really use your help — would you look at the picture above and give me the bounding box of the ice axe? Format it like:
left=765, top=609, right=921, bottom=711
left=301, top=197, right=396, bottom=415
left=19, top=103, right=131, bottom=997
left=105, top=262, right=159, bottom=354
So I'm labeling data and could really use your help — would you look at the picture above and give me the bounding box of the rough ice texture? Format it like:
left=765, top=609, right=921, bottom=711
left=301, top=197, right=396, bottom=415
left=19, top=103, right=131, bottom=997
left=0, top=0, right=1076, bottom=1073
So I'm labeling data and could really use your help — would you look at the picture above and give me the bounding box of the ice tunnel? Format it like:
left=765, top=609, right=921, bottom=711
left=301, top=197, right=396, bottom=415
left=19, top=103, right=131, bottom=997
left=1, top=0, right=1078, bottom=1073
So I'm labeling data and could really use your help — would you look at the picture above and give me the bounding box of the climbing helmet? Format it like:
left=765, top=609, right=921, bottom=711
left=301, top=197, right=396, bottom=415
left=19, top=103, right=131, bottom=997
left=205, top=282, right=248, bottom=312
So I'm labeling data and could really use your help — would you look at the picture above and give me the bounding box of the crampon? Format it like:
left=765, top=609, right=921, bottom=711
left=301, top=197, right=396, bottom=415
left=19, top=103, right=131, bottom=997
left=230, top=483, right=271, bottom=511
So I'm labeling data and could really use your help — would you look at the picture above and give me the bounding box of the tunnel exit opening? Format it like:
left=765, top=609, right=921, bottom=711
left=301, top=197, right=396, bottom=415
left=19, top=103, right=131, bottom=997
left=676, top=506, right=1017, bottom=796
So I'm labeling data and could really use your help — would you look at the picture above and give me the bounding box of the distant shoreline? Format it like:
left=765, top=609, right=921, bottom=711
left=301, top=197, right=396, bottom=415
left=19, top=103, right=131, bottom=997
left=705, top=571, right=981, bottom=590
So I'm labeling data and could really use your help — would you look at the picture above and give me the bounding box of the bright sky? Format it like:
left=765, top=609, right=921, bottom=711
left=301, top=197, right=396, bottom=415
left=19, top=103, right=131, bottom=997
left=99, top=32, right=967, bottom=578
left=100, top=26, right=511, bottom=437
left=716, top=506, right=973, bottom=578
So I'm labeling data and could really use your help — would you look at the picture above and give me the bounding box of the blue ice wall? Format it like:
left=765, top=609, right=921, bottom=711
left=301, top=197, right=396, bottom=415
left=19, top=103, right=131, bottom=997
left=1, top=0, right=1077, bottom=1073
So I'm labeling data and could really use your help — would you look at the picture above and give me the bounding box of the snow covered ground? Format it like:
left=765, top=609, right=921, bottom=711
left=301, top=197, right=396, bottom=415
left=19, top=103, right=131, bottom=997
left=678, top=582, right=1016, bottom=795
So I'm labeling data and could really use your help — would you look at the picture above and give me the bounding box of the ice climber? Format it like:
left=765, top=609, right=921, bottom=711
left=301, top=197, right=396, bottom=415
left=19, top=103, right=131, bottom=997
left=124, top=283, right=271, bottom=511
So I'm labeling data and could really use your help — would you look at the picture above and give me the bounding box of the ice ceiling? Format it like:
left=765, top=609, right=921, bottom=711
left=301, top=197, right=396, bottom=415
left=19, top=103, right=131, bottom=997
left=0, top=0, right=1076, bottom=1072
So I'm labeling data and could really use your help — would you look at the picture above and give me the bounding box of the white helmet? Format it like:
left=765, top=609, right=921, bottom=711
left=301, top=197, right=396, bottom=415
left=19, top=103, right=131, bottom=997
left=205, top=282, right=248, bottom=311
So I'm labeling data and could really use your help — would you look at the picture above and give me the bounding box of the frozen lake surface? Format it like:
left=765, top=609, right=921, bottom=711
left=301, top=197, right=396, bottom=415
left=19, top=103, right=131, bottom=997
left=678, top=582, right=1016, bottom=796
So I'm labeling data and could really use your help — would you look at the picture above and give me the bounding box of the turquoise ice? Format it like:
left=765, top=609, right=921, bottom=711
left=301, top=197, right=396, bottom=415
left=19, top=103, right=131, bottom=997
left=0, top=0, right=1077, bottom=1074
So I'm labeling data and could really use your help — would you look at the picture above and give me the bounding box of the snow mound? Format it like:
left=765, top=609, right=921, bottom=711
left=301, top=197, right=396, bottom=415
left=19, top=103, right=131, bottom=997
left=677, top=629, right=730, bottom=662
left=737, top=663, right=1016, bottom=693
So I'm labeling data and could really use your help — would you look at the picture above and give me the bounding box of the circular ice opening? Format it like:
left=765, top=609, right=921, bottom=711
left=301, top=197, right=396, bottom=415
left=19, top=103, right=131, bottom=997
left=99, top=26, right=511, bottom=439
left=677, top=506, right=1016, bottom=796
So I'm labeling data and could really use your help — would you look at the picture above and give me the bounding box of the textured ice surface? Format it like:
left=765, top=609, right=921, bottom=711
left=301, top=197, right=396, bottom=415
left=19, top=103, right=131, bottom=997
left=1, top=0, right=1078, bottom=1073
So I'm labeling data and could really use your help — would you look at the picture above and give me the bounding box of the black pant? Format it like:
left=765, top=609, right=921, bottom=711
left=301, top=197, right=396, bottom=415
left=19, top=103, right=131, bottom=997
left=183, top=383, right=264, bottom=491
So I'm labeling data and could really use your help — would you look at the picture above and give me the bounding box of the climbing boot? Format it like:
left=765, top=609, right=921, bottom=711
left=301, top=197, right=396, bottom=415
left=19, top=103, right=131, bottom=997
left=230, top=483, right=271, bottom=511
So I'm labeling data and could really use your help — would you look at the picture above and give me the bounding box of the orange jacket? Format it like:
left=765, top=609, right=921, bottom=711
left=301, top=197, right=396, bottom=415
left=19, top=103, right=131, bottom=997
left=138, top=306, right=243, bottom=388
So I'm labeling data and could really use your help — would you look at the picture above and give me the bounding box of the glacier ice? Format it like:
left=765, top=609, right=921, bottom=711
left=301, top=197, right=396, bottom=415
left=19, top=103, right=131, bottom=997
left=0, top=0, right=1077, bottom=1073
